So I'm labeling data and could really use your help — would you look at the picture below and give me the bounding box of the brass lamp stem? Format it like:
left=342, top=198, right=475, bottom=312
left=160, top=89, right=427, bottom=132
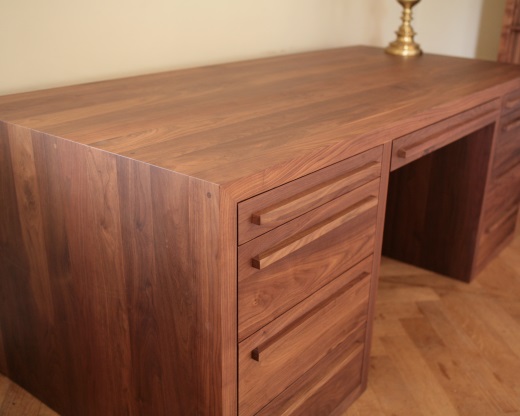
left=386, top=0, right=422, bottom=57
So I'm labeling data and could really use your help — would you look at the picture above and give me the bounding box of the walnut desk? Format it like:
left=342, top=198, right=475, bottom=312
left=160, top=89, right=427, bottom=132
left=1, top=46, right=519, bottom=415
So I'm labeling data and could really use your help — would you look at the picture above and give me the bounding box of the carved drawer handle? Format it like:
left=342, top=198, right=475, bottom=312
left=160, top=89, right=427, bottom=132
left=251, top=196, right=378, bottom=270
left=502, top=117, right=520, bottom=132
left=251, top=272, right=369, bottom=362
left=251, top=161, right=380, bottom=226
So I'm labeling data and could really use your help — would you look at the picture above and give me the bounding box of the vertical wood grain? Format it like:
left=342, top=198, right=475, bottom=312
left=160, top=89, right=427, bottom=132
left=362, top=142, right=392, bottom=388
left=0, top=124, right=58, bottom=409
left=188, top=178, right=223, bottom=414
left=0, top=123, right=226, bottom=415
left=0, top=121, right=22, bottom=378
left=383, top=124, right=495, bottom=282
left=116, top=157, right=164, bottom=414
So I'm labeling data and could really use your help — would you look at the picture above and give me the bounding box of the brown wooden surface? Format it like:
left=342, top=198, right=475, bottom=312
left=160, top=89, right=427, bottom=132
left=390, top=100, right=499, bottom=171
left=238, top=180, right=379, bottom=340
left=1, top=46, right=519, bottom=193
left=361, top=142, right=392, bottom=389
left=238, top=147, right=382, bottom=245
left=255, top=330, right=366, bottom=416
left=1, top=46, right=520, bottom=415
left=493, top=106, right=520, bottom=179
left=3, top=235, right=520, bottom=416
left=0, top=122, right=226, bottom=415
left=476, top=89, right=520, bottom=270
left=383, top=124, right=496, bottom=282
left=239, top=263, right=371, bottom=416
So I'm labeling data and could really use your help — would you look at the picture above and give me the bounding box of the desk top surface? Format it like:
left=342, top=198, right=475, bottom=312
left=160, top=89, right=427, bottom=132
left=1, top=46, right=520, bottom=189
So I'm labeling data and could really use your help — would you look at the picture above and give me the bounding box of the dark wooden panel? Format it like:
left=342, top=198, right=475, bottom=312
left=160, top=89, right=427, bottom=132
left=254, top=329, right=365, bottom=416
left=391, top=100, right=499, bottom=171
left=238, top=180, right=379, bottom=340
left=493, top=108, right=520, bottom=179
left=0, top=123, right=227, bottom=415
left=238, top=146, right=382, bottom=244
left=0, top=122, right=32, bottom=379
left=383, top=124, right=495, bottom=282
left=362, top=142, right=393, bottom=388
left=239, top=265, right=371, bottom=416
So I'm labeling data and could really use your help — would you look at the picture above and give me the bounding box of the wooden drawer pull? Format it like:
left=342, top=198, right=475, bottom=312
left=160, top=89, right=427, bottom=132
left=486, top=207, right=518, bottom=234
left=502, top=117, right=520, bottom=132
left=251, top=162, right=380, bottom=226
left=252, top=196, right=378, bottom=270
left=397, top=110, right=496, bottom=160
left=251, top=272, right=369, bottom=362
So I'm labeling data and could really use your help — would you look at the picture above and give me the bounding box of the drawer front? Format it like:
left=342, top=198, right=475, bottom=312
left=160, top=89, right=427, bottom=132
left=502, top=88, right=520, bottom=115
left=255, top=337, right=364, bottom=416
left=238, top=146, right=382, bottom=245
left=391, top=100, right=500, bottom=171
left=493, top=108, right=520, bottom=180
left=238, top=179, right=379, bottom=340
left=485, top=163, right=520, bottom=230
left=238, top=259, right=371, bottom=416
left=477, top=206, right=518, bottom=272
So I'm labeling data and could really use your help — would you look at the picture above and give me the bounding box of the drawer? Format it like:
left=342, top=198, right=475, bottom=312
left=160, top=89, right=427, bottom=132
left=238, top=258, right=371, bottom=416
left=502, top=88, right=520, bottom=115
left=238, top=146, right=382, bottom=245
left=485, top=162, right=520, bottom=229
left=238, top=179, right=379, bottom=340
left=477, top=205, right=518, bottom=272
left=493, top=108, right=520, bottom=179
left=255, top=336, right=364, bottom=416
left=391, top=100, right=500, bottom=171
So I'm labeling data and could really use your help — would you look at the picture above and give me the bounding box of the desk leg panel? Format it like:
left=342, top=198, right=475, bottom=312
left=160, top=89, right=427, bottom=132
left=383, top=124, right=495, bottom=282
left=0, top=123, right=226, bottom=415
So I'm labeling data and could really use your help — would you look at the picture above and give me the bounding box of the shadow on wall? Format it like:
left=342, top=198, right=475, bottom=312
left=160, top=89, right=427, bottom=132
left=475, top=0, right=507, bottom=60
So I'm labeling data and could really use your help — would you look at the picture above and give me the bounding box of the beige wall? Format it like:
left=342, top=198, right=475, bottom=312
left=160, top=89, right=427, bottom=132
left=0, top=0, right=507, bottom=95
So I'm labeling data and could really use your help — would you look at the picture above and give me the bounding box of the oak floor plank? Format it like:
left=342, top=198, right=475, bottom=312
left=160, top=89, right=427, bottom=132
left=417, top=300, right=520, bottom=414
left=1, top=234, right=519, bottom=415
left=363, top=355, right=425, bottom=416
left=401, top=316, right=501, bottom=416
left=0, top=382, right=47, bottom=416
left=379, top=334, right=460, bottom=416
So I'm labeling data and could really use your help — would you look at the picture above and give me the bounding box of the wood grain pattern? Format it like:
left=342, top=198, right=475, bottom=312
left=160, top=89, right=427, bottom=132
left=3, top=235, right=520, bottom=416
left=252, top=196, right=377, bottom=270
left=383, top=124, right=496, bottom=282
left=238, top=146, right=382, bottom=245
left=238, top=180, right=379, bottom=340
left=239, top=265, right=371, bottom=416
left=250, top=163, right=380, bottom=227
left=391, top=99, right=499, bottom=171
left=361, top=142, right=392, bottom=389
left=1, top=47, right=519, bottom=192
left=0, top=122, right=228, bottom=415
left=1, top=46, right=520, bottom=415
left=256, top=332, right=365, bottom=416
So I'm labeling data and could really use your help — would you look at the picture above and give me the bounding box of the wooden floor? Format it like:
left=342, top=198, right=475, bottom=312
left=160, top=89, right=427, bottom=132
left=1, top=234, right=519, bottom=416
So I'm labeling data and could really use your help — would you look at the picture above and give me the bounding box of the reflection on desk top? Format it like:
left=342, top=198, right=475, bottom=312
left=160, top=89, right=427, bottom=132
left=1, top=46, right=519, bottom=189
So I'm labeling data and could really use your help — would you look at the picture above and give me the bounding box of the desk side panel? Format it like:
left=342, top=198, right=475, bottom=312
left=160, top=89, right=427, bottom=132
left=0, top=122, right=225, bottom=415
left=383, top=123, right=495, bottom=282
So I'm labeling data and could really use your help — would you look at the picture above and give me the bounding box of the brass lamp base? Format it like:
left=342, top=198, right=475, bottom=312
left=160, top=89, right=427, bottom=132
left=386, top=40, right=422, bottom=57
left=386, top=0, right=423, bottom=57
